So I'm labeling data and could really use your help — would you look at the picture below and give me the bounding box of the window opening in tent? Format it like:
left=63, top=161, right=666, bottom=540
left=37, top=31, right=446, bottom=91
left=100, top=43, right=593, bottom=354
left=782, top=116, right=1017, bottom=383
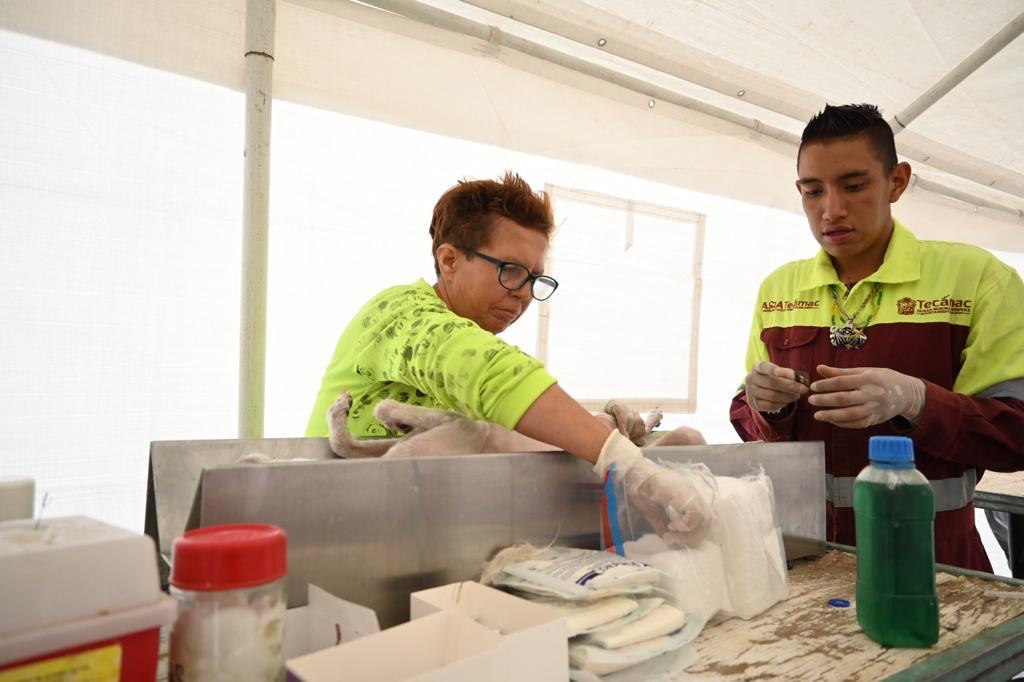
left=540, top=185, right=704, bottom=413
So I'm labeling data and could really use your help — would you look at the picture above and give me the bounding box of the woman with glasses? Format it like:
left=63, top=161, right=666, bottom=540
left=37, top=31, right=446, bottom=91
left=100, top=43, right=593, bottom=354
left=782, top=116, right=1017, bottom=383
left=305, top=172, right=712, bottom=547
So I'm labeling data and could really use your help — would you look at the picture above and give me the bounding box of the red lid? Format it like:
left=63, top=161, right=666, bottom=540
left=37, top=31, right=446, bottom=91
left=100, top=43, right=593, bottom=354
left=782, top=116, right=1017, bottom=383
left=170, top=523, right=287, bottom=591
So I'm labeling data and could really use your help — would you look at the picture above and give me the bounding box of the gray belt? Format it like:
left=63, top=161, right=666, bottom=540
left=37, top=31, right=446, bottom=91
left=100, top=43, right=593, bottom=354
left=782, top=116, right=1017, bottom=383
left=825, top=469, right=977, bottom=513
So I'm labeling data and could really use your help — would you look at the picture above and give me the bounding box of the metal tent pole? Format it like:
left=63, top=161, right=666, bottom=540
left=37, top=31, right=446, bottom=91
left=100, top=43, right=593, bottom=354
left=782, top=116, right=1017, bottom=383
left=239, top=0, right=276, bottom=438
left=344, top=0, right=1024, bottom=210
left=348, top=0, right=800, bottom=148
left=890, top=10, right=1024, bottom=132
left=395, top=0, right=1024, bottom=201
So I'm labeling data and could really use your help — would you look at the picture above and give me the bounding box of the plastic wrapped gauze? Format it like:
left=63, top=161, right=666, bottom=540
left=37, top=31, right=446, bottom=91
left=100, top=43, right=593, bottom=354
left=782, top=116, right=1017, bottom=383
left=622, top=533, right=732, bottom=629
left=584, top=604, right=687, bottom=649
left=569, top=628, right=692, bottom=675
left=707, top=472, right=788, bottom=619
left=480, top=545, right=660, bottom=601
left=528, top=596, right=639, bottom=637
left=607, top=465, right=788, bottom=622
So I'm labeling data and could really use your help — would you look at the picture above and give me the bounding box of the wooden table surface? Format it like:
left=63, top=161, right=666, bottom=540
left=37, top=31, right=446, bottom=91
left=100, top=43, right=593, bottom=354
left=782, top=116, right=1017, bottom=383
left=157, top=550, right=1024, bottom=681
left=685, top=551, right=1024, bottom=680
left=977, top=470, right=1024, bottom=497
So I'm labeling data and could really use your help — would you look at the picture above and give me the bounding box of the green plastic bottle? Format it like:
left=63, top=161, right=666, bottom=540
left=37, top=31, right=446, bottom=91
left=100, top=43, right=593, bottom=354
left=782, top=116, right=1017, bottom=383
left=853, top=436, right=939, bottom=647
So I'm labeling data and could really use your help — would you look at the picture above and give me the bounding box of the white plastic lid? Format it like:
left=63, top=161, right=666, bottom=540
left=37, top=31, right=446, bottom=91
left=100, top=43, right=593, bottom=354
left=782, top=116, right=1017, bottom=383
left=0, top=516, right=162, bottom=639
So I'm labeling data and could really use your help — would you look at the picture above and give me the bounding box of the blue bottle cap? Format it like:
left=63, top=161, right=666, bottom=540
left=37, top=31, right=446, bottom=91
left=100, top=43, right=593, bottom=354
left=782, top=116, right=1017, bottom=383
left=827, top=598, right=850, bottom=608
left=868, top=436, right=915, bottom=468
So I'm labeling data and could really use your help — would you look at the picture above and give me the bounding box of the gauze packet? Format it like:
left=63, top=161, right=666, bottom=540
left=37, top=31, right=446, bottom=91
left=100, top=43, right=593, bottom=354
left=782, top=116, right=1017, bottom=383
left=481, top=545, right=661, bottom=601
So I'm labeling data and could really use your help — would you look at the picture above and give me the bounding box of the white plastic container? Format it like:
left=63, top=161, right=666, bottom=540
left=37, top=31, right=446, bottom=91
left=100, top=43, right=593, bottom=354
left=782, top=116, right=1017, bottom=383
left=0, top=476, right=34, bottom=522
left=168, top=523, right=288, bottom=681
left=0, top=516, right=176, bottom=680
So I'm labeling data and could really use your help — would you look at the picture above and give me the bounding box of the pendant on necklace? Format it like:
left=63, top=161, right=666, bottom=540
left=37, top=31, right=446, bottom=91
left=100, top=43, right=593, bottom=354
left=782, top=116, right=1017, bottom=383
left=829, top=321, right=867, bottom=349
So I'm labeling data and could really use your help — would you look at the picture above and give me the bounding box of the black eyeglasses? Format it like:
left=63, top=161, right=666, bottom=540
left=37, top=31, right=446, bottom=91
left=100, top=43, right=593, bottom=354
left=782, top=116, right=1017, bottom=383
left=461, top=248, right=559, bottom=301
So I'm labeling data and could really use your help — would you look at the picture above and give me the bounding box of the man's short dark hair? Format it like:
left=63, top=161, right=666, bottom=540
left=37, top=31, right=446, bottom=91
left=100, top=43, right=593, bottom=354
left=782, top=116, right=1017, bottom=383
left=798, top=103, right=899, bottom=172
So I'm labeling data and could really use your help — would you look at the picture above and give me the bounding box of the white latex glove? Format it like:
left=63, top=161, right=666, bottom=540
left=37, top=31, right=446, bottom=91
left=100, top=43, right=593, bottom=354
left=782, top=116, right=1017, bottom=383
left=808, top=364, right=925, bottom=428
left=743, top=361, right=809, bottom=414
left=594, top=431, right=716, bottom=547
left=602, top=400, right=651, bottom=444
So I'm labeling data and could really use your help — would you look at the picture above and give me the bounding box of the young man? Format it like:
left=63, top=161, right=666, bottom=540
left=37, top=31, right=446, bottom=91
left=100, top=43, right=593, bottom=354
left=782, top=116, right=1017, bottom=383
left=730, top=103, right=1024, bottom=571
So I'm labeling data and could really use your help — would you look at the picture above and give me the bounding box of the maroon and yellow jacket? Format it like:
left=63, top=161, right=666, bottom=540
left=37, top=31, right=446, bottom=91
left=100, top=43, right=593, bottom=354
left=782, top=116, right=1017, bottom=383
left=730, top=221, right=1024, bottom=572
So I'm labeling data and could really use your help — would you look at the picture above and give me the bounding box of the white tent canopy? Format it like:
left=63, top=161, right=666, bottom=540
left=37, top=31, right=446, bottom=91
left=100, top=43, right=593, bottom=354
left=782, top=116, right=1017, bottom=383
left=4, top=0, right=1022, bottom=248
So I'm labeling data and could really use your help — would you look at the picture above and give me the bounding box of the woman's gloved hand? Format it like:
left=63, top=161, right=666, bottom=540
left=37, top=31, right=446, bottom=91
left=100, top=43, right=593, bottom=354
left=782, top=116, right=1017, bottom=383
left=594, top=431, right=717, bottom=547
left=809, top=364, right=926, bottom=428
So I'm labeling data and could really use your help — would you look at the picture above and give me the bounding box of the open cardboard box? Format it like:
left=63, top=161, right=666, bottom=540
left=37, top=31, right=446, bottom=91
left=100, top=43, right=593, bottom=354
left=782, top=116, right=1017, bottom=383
left=284, top=584, right=381, bottom=660
left=287, top=610, right=507, bottom=682
left=286, top=581, right=567, bottom=681
left=411, top=581, right=567, bottom=681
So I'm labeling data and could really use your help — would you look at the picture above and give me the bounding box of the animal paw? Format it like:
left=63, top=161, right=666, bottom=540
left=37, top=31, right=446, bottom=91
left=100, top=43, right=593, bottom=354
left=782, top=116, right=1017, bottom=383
left=645, top=407, right=664, bottom=431
left=604, top=400, right=650, bottom=444
left=374, top=399, right=415, bottom=433
left=328, top=390, right=353, bottom=431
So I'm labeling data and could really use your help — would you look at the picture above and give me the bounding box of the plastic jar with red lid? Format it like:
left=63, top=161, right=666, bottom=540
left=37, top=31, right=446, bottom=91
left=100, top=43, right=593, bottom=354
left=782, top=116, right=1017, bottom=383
left=168, top=523, right=288, bottom=681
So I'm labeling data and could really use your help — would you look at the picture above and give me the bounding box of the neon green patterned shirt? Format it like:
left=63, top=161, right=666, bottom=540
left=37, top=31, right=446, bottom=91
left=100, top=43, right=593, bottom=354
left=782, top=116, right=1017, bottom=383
left=305, top=279, right=557, bottom=437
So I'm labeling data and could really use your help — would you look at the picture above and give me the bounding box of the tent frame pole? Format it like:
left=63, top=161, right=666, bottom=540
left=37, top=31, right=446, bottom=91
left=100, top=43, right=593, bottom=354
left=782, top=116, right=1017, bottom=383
left=239, top=0, right=276, bottom=439
left=349, top=0, right=1023, bottom=219
left=891, top=10, right=1024, bottom=132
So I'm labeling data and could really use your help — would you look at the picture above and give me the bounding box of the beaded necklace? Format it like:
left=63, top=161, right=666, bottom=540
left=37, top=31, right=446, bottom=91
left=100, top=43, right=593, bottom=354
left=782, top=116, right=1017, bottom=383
left=828, top=282, right=882, bottom=349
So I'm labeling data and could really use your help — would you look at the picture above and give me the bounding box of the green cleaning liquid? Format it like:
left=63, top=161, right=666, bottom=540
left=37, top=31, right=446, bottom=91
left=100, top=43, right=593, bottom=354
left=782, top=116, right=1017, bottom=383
left=853, top=436, right=939, bottom=648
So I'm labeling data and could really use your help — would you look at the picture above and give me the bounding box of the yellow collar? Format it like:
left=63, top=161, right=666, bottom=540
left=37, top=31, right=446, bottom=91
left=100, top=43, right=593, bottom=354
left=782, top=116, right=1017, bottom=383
left=796, top=219, right=921, bottom=292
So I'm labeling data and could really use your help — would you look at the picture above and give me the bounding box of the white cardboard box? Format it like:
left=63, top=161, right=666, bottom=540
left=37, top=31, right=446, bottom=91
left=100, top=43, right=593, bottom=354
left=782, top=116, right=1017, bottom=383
left=286, top=610, right=505, bottom=682
left=285, top=581, right=567, bottom=682
left=283, top=584, right=380, bottom=659
left=410, top=581, right=568, bottom=682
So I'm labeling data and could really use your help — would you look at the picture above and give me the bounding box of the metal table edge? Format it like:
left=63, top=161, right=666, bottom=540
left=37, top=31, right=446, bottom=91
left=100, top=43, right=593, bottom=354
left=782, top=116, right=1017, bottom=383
left=882, top=613, right=1024, bottom=682
left=975, top=491, right=1024, bottom=516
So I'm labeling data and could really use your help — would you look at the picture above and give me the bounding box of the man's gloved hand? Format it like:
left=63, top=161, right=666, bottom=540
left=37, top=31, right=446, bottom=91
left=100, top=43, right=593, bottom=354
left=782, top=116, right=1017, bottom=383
left=594, top=431, right=716, bottom=547
left=808, top=364, right=926, bottom=428
left=743, top=361, right=809, bottom=414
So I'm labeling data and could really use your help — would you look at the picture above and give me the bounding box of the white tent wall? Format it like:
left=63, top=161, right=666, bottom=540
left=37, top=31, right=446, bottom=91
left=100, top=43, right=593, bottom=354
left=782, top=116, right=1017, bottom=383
left=1, top=0, right=1022, bottom=533
left=0, top=25, right=245, bottom=531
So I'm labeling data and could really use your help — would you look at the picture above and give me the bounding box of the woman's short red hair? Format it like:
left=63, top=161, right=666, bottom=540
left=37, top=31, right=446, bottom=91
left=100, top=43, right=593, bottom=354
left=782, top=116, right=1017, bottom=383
left=429, top=171, right=554, bottom=274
